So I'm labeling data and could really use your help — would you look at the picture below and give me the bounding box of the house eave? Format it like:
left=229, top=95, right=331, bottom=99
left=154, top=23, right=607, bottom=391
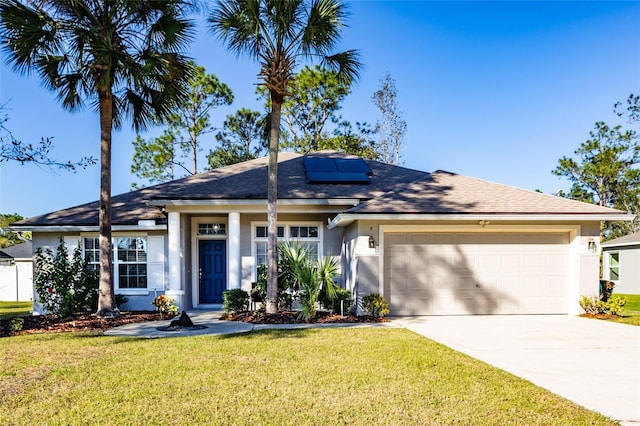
left=327, top=213, right=636, bottom=229
left=601, top=241, right=640, bottom=249
left=147, top=198, right=360, bottom=207
left=9, top=224, right=167, bottom=233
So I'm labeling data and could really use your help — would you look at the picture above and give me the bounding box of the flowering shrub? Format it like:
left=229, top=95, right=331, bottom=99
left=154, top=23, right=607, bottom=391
left=579, top=294, right=627, bottom=316
left=152, top=295, right=178, bottom=317
left=34, top=238, right=98, bottom=318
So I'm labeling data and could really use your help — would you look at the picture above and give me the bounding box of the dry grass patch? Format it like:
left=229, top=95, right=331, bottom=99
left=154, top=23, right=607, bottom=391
left=0, top=328, right=616, bottom=425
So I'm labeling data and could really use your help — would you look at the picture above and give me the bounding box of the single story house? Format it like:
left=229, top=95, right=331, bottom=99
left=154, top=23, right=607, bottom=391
left=11, top=151, right=633, bottom=315
left=601, top=232, right=640, bottom=295
left=0, top=240, right=34, bottom=302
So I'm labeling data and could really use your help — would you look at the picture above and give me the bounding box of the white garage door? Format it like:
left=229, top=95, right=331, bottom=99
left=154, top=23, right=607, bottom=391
left=384, top=233, right=570, bottom=315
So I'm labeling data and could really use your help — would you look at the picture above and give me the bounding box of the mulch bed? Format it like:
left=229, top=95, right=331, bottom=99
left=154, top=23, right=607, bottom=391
left=222, top=310, right=390, bottom=324
left=0, top=311, right=166, bottom=338
left=1, top=310, right=389, bottom=337
left=579, top=313, right=620, bottom=320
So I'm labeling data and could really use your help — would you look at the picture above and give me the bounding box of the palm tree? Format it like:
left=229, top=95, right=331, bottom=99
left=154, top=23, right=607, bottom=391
left=0, top=0, right=194, bottom=317
left=209, top=0, right=360, bottom=313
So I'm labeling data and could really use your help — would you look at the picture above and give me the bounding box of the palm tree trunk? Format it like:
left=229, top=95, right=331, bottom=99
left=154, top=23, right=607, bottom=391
left=96, top=92, right=118, bottom=318
left=265, top=93, right=283, bottom=314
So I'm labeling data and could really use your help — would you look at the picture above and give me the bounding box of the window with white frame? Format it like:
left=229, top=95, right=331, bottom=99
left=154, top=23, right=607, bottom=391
left=253, top=223, right=321, bottom=269
left=607, top=252, right=620, bottom=281
left=84, top=237, right=148, bottom=289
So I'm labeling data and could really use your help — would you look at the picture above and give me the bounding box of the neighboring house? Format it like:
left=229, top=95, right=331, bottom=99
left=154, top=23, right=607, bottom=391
left=0, top=240, right=34, bottom=302
left=601, top=232, right=640, bottom=295
left=10, top=151, right=633, bottom=315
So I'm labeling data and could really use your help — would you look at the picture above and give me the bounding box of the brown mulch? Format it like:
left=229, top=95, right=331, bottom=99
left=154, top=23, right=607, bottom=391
left=222, top=310, right=390, bottom=324
left=579, top=313, right=619, bottom=320
left=1, top=310, right=389, bottom=338
left=0, top=311, right=167, bottom=338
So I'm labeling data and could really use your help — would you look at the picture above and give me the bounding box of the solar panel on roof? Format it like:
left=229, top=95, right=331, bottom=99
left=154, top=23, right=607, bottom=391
left=303, top=157, right=372, bottom=184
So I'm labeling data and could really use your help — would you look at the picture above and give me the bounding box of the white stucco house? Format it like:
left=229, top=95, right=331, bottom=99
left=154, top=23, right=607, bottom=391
left=0, top=241, right=34, bottom=302
left=601, top=232, right=640, bottom=295
left=10, top=151, right=633, bottom=315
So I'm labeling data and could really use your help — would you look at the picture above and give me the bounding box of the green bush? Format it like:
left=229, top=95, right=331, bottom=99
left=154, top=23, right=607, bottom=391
left=9, top=317, right=24, bottom=333
left=223, top=289, right=250, bottom=314
left=579, top=294, right=627, bottom=316
left=362, top=293, right=390, bottom=318
left=34, top=238, right=98, bottom=318
left=320, top=287, right=353, bottom=314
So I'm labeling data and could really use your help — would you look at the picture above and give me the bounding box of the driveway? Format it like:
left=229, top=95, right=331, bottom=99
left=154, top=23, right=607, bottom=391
left=394, top=315, right=640, bottom=425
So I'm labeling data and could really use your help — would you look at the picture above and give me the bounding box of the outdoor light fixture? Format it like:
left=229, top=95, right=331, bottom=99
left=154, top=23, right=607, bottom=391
left=588, top=238, right=597, bottom=253
left=369, top=235, right=375, bottom=248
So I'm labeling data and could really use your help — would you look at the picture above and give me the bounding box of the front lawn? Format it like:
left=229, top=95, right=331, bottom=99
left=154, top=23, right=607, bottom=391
left=609, top=294, right=640, bottom=326
left=0, top=328, right=615, bottom=425
left=0, top=301, right=32, bottom=320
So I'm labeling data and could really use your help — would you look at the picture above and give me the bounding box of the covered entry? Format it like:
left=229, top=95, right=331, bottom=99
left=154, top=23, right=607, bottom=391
left=384, top=232, right=570, bottom=315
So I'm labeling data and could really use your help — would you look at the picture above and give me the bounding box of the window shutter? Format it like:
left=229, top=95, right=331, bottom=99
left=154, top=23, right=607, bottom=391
left=147, top=236, right=165, bottom=290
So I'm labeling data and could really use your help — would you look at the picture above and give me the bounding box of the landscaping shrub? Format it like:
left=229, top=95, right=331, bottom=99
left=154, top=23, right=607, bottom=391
left=34, top=238, right=98, bottom=318
left=278, top=241, right=340, bottom=320
left=579, top=294, right=627, bottom=316
left=320, top=287, right=353, bottom=314
left=362, top=293, right=390, bottom=318
left=152, top=294, right=179, bottom=316
left=9, top=317, right=24, bottom=333
left=223, top=289, right=250, bottom=314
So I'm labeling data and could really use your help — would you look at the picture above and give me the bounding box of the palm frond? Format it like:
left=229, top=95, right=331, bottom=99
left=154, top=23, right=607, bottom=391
left=322, top=49, right=361, bottom=85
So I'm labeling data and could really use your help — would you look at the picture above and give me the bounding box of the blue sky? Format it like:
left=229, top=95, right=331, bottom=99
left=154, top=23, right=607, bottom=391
left=1, top=1, right=639, bottom=218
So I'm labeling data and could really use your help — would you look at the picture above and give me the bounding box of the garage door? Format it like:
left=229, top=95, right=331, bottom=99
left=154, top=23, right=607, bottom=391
left=384, top=233, right=569, bottom=315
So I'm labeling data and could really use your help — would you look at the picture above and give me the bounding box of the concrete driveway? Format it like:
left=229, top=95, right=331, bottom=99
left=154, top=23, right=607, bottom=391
left=394, top=315, right=640, bottom=425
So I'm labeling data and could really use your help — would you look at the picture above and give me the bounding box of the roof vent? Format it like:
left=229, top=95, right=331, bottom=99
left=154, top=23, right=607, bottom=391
left=303, top=157, right=372, bottom=184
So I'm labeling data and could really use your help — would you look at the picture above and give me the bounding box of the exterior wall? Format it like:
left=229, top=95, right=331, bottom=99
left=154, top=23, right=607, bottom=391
left=344, top=220, right=603, bottom=315
left=603, top=246, right=640, bottom=294
left=0, top=259, right=33, bottom=302
left=31, top=231, right=168, bottom=313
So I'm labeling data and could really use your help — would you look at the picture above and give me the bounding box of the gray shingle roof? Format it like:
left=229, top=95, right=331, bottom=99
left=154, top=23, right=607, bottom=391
left=0, top=241, right=32, bottom=259
left=601, top=232, right=640, bottom=247
left=347, top=170, right=623, bottom=215
left=12, top=151, right=627, bottom=228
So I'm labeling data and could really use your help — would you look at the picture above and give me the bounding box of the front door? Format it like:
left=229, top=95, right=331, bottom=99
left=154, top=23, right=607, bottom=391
left=199, top=240, right=226, bottom=304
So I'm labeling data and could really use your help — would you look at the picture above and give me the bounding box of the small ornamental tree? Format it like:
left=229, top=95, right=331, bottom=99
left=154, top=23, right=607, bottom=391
left=34, top=238, right=98, bottom=318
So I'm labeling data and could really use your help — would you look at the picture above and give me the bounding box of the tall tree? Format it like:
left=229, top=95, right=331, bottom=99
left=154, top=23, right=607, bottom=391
left=615, top=93, right=640, bottom=127
left=0, top=0, right=194, bottom=317
left=131, top=63, right=233, bottom=188
left=372, top=72, right=407, bottom=165
left=209, top=0, right=360, bottom=313
left=0, top=213, right=29, bottom=248
left=279, top=65, right=351, bottom=153
left=553, top=121, right=639, bottom=239
left=320, top=120, right=378, bottom=159
left=1, top=105, right=95, bottom=170
left=130, top=134, right=179, bottom=189
left=207, top=108, right=267, bottom=168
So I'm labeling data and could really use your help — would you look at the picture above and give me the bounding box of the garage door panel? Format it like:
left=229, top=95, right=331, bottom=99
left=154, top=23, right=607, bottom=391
left=385, top=232, right=569, bottom=315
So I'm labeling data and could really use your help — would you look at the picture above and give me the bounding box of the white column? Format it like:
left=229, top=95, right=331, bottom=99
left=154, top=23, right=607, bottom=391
left=165, top=212, right=185, bottom=308
left=228, top=212, right=241, bottom=290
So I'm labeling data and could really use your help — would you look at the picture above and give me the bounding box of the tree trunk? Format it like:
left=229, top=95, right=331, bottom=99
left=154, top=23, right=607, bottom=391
left=265, top=93, right=283, bottom=314
left=96, top=92, right=118, bottom=318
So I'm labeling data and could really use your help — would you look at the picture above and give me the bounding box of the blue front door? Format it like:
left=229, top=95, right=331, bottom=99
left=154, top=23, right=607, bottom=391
left=199, top=240, right=226, bottom=304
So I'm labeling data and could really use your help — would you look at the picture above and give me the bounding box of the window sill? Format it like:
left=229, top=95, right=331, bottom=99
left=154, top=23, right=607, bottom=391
left=116, top=289, right=150, bottom=296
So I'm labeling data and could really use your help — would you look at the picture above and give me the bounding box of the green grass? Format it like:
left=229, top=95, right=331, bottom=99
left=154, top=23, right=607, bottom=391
left=0, top=328, right=615, bottom=425
left=0, top=301, right=32, bottom=320
left=609, top=294, right=640, bottom=326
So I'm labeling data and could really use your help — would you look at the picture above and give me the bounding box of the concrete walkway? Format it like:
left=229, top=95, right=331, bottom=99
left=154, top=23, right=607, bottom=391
left=394, top=315, right=640, bottom=425
left=103, top=310, right=399, bottom=338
